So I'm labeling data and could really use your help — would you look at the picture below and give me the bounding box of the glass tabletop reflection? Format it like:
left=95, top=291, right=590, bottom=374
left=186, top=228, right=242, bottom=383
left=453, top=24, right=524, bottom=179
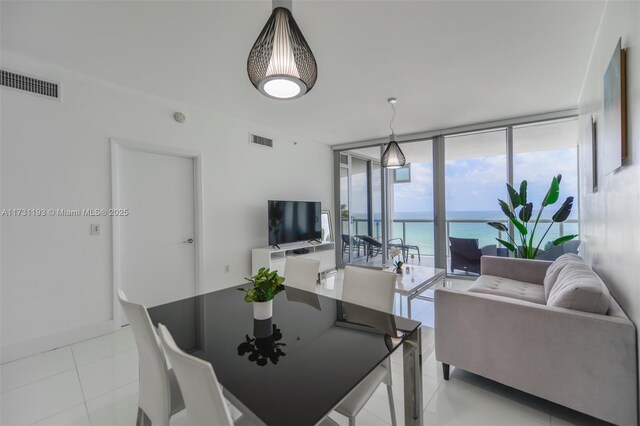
left=147, top=284, right=422, bottom=426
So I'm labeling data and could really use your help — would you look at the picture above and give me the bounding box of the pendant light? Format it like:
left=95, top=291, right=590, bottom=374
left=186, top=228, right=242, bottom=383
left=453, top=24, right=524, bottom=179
left=247, top=0, right=317, bottom=100
left=381, top=98, right=406, bottom=169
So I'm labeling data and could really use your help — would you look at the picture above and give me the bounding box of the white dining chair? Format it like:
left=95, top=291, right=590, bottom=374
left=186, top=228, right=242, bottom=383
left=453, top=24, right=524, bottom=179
left=341, top=265, right=396, bottom=313
left=336, top=266, right=398, bottom=426
left=158, top=323, right=339, bottom=426
left=117, top=290, right=185, bottom=426
left=284, top=257, right=321, bottom=292
left=157, top=324, right=237, bottom=426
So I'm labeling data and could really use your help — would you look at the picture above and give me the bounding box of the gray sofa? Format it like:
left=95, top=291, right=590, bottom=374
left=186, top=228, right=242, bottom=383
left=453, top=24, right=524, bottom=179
left=435, top=255, right=637, bottom=425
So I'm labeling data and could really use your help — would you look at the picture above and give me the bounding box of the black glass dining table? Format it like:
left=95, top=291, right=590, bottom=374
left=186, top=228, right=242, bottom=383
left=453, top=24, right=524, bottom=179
left=147, top=285, right=423, bottom=426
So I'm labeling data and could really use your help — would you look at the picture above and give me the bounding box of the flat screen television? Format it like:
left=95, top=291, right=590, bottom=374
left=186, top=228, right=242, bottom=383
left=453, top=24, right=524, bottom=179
left=268, top=200, right=321, bottom=246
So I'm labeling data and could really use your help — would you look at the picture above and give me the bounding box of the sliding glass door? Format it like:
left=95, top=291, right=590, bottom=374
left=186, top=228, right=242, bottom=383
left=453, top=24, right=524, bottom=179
left=388, top=140, right=435, bottom=267
left=337, top=149, right=382, bottom=267
left=445, top=130, right=508, bottom=275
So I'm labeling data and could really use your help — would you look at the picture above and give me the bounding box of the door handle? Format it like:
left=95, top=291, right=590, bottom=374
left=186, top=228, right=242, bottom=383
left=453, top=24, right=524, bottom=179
left=183, top=238, right=194, bottom=244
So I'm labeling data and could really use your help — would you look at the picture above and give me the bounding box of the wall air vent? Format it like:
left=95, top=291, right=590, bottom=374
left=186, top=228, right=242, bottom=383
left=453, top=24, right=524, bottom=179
left=1, top=69, right=59, bottom=99
left=249, top=133, right=273, bottom=148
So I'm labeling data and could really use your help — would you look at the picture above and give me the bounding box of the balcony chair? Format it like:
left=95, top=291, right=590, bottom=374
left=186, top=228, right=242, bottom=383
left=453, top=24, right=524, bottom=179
left=536, top=239, right=580, bottom=261
left=449, top=237, right=497, bottom=275
left=342, top=234, right=363, bottom=258
left=356, top=235, right=382, bottom=262
left=387, top=237, right=421, bottom=264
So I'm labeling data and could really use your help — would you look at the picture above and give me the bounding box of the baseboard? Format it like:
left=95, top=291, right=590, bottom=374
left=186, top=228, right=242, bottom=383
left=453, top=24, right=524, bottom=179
left=1, top=320, right=115, bottom=364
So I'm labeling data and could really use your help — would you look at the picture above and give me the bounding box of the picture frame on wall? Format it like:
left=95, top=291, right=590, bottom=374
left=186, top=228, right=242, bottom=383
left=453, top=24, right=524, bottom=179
left=602, top=37, right=627, bottom=175
left=584, top=116, right=598, bottom=193
left=321, top=210, right=333, bottom=242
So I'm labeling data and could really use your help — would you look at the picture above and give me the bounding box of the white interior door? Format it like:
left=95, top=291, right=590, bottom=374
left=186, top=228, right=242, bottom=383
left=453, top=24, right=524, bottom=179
left=117, top=148, right=196, bottom=311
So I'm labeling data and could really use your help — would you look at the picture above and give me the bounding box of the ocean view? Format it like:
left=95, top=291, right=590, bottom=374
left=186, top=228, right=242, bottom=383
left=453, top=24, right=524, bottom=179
left=346, top=210, right=579, bottom=256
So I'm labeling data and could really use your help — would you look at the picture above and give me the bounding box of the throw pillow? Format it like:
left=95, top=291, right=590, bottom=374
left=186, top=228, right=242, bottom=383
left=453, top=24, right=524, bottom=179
left=543, top=253, right=583, bottom=301
left=547, top=262, right=610, bottom=314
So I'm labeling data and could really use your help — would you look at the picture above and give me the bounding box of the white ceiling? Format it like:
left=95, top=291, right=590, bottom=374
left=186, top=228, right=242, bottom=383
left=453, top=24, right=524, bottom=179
left=1, top=1, right=604, bottom=145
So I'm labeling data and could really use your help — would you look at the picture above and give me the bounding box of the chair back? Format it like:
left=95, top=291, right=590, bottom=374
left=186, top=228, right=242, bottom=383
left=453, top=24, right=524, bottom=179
left=117, top=290, right=171, bottom=424
left=359, top=235, right=382, bottom=248
left=284, top=257, right=320, bottom=292
left=449, top=237, right=482, bottom=259
left=538, top=239, right=581, bottom=261
left=157, top=324, right=234, bottom=426
left=342, top=266, right=396, bottom=313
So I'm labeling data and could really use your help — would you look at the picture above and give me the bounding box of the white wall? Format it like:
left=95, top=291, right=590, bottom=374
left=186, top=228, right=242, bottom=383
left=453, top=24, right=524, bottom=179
left=0, top=51, right=333, bottom=361
left=577, top=0, right=640, bottom=404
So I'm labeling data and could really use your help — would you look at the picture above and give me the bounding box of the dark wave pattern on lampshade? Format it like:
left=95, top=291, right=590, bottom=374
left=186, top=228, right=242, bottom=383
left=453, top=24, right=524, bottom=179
left=381, top=138, right=406, bottom=169
left=247, top=7, right=317, bottom=100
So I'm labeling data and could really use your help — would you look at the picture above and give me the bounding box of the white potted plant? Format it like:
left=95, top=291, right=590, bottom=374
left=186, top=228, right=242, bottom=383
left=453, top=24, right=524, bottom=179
left=239, top=267, right=285, bottom=320
left=389, top=246, right=404, bottom=274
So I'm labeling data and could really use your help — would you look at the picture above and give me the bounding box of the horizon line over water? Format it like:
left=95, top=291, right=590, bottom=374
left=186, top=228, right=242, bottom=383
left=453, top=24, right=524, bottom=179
left=350, top=210, right=578, bottom=221
left=347, top=210, right=578, bottom=255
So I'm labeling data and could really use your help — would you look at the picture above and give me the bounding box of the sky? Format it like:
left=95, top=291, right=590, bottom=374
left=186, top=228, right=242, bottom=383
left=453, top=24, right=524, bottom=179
left=346, top=146, right=579, bottom=219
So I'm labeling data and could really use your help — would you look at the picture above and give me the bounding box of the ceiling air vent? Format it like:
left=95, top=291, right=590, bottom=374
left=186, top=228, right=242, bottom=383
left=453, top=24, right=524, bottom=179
left=1, top=69, right=59, bottom=99
left=249, top=133, right=273, bottom=148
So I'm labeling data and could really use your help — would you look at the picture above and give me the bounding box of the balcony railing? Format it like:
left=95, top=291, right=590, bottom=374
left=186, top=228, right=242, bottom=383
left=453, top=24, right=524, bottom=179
left=341, top=217, right=578, bottom=257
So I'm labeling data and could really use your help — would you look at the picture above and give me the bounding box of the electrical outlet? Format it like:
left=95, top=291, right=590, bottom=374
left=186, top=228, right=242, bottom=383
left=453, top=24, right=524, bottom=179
left=90, top=224, right=100, bottom=235
left=225, top=265, right=230, bottom=273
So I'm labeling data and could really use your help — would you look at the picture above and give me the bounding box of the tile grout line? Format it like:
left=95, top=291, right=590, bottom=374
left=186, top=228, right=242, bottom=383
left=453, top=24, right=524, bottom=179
left=1, top=366, right=79, bottom=395
left=0, top=367, right=80, bottom=401
left=71, top=329, right=135, bottom=368
left=27, top=403, right=88, bottom=426
left=70, top=345, right=93, bottom=426
left=73, top=343, right=137, bottom=369
left=83, top=378, right=140, bottom=406
left=422, top=379, right=444, bottom=414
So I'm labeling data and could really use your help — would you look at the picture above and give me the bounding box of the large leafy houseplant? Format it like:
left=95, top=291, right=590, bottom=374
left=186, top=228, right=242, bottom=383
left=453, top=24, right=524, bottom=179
left=487, top=174, right=578, bottom=259
left=239, top=267, right=285, bottom=303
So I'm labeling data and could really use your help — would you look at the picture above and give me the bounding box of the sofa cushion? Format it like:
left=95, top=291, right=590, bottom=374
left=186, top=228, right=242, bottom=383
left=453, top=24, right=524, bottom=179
left=543, top=253, right=583, bottom=301
left=547, top=262, right=611, bottom=314
left=468, top=275, right=545, bottom=304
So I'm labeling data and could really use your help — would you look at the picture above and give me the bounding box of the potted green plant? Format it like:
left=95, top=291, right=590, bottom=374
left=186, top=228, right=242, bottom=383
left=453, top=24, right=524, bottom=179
left=487, top=174, right=578, bottom=259
left=239, top=267, right=285, bottom=320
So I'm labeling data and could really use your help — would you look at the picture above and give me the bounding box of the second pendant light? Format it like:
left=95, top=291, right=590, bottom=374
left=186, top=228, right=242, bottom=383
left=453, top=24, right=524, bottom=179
left=381, top=98, right=406, bottom=169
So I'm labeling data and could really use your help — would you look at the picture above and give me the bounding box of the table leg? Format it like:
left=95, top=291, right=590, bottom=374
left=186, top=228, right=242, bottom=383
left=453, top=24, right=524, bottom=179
left=403, top=327, right=423, bottom=426
left=407, top=295, right=412, bottom=319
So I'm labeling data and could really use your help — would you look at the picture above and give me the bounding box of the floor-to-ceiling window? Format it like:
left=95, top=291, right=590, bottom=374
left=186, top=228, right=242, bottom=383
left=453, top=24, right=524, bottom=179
left=513, top=118, right=579, bottom=252
left=334, top=114, right=580, bottom=275
left=337, top=148, right=382, bottom=267
left=388, top=140, right=435, bottom=267
left=445, top=129, right=508, bottom=275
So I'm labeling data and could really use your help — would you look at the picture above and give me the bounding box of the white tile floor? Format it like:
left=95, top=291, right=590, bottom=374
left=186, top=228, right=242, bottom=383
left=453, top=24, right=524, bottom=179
left=1, top=276, right=608, bottom=426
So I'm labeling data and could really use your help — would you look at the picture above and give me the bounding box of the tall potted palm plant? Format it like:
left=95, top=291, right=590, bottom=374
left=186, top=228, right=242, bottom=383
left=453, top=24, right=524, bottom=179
left=487, top=174, right=578, bottom=259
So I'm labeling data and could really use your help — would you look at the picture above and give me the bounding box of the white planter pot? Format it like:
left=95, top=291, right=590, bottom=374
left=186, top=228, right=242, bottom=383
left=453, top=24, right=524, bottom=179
left=253, top=300, right=273, bottom=320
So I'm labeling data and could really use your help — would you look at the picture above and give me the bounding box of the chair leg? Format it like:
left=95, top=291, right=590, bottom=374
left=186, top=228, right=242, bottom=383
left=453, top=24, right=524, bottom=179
left=348, top=417, right=356, bottom=426
left=386, top=384, right=397, bottom=426
left=443, top=363, right=450, bottom=380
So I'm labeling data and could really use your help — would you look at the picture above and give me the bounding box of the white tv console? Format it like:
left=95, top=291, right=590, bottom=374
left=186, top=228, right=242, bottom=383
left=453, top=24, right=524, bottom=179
left=251, top=241, right=336, bottom=276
